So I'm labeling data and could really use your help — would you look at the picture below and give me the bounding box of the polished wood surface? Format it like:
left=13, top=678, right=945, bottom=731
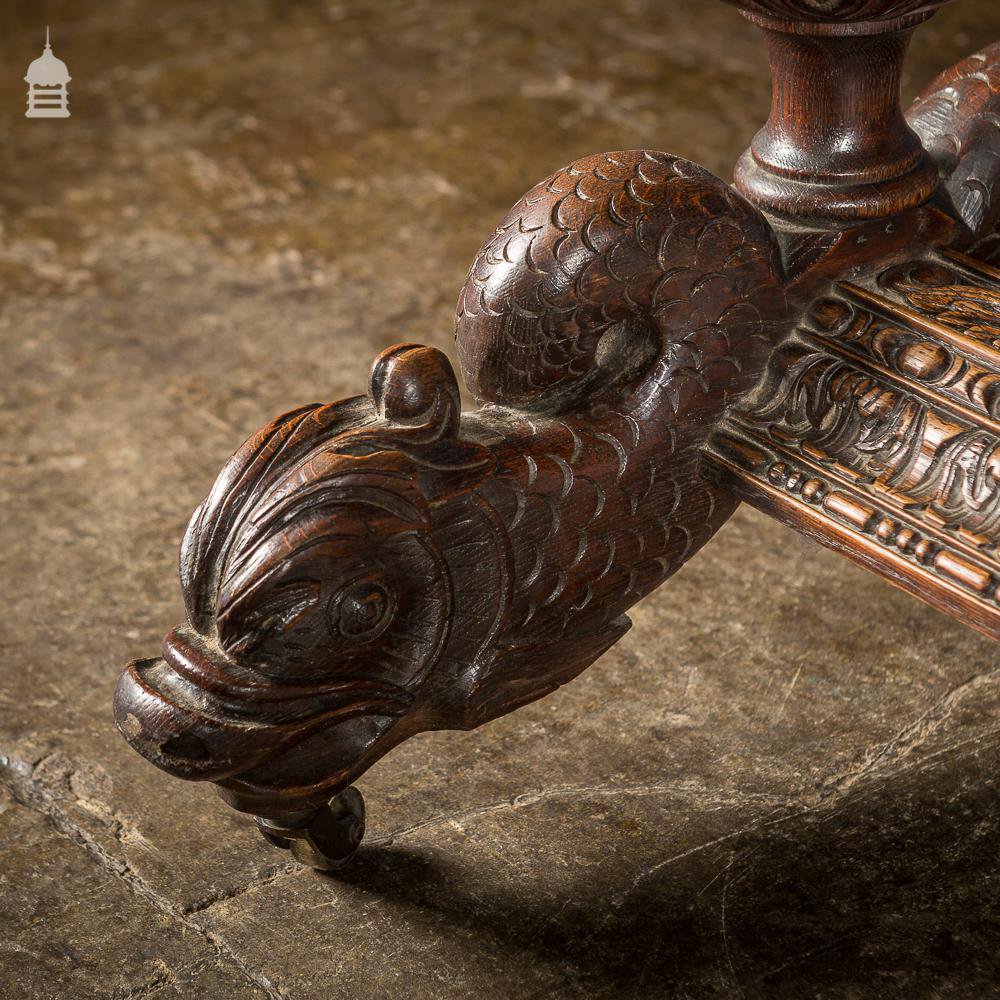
left=115, top=1, right=1000, bottom=869
left=709, top=247, right=1000, bottom=639
left=733, top=16, right=940, bottom=220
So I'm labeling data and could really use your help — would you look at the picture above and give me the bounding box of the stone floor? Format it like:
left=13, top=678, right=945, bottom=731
left=2, top=1, right=1000, bottom=997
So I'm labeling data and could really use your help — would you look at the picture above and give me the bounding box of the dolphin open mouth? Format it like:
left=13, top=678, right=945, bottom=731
left=113, top=626, right=413, bottom=784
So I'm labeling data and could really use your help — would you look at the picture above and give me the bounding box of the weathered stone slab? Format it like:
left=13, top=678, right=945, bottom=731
left=196, top=717, right=1000, bottom=998
left=0, top=788, right=270, bottom=999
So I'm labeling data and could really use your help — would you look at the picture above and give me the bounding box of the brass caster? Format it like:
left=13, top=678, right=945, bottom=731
left=255, top=786, right=366, bottom=871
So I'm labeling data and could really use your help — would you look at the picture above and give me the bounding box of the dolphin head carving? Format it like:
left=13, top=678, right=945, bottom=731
left=114, top=345, right=494, bottom=820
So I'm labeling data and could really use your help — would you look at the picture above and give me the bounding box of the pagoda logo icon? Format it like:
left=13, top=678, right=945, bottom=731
left=25, top=27, right=71, bottom=119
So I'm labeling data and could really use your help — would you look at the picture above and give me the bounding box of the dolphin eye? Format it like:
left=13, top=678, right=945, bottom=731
left=331, top=579, right=393, bottom=640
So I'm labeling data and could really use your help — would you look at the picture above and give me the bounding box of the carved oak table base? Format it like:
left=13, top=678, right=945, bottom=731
left=114, top=0, right=1000, bottom=870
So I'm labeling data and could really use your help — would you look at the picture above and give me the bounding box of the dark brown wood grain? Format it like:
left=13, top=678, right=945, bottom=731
left=115, top=0, right=1000, bottom=870
left=721, top=0, right=954, bottom=20
left=115, top=151, right=788, bottom=866
left=908, top=41, right=1000, bottom=251
left=732, top=10, right=941, bottom=220
left=708, top=252, right=1000, bottom=640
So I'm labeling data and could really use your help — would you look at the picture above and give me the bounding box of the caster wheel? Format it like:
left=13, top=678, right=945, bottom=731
left=255, top=822, right=293, bottom=852
left=254, top=786, right=366, bottom=871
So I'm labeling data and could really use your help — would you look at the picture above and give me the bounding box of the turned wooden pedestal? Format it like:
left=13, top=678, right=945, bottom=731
left=114, top=0, right=1000, bottom=870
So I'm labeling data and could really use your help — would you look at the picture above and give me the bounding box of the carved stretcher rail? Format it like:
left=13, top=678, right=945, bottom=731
left=115, top=2, right=1000, bottom=870
left=708, top=252, right=1000, bottom=639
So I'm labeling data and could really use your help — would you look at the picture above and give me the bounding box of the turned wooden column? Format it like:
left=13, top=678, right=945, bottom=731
left=733, top=8, right=943, bottom=220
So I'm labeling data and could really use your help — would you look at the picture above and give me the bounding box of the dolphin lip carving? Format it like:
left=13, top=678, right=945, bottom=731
left=113, top=626, right=413, bottom=785
left=114, top=653, right=256, bottom=783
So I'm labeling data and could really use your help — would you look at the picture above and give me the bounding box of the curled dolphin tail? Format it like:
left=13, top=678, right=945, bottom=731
left=907, top=42, right=1000, bottom=244
left=456, top=151, right=786, bottom=422
left=447, top=151, right=788, bottom=724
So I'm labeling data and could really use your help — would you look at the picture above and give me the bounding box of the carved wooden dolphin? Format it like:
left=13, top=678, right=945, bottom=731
left=115, top=152, right=787, bottom=867
left=114, top=28, right=1000, bottom=868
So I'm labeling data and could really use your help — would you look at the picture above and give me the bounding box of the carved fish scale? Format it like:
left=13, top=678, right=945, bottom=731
left=115, top=7, right=1000, bottom=870
left=457, top=409, right=726, bottom=722
left=450, top=151, right=784, bottom=674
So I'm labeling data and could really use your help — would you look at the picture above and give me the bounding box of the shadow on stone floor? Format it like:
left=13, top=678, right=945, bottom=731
left=3, top=1, right=1000, bottom=995
left=322, top=747, right=1000, bottom=998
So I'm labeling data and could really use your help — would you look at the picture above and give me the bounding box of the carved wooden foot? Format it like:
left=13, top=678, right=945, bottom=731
left=115, top=0, right=999, bottom=869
